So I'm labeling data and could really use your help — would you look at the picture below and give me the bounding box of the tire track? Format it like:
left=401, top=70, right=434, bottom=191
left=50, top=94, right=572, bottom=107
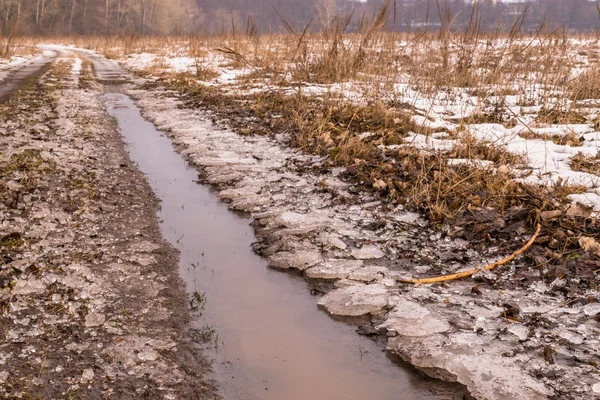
left=0, top=51, right=59, bottom=102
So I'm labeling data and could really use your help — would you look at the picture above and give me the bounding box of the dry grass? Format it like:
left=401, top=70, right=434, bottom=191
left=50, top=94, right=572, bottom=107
left=451, top=134, right=525, bottom=166
left=536, top=108, right=587, bottom=125
left=570, top=69, right=600, bottom=100
left=65, top=20, right=600, bottom=114
left=519, top=130, right=584, bottom=147
left=0, top=37, right=40, bottom=59
left=50, top=7, right=600, bottom=256
left=571, top=152, right=600, bottom=176
left=158, top=73, right=583, bottom=232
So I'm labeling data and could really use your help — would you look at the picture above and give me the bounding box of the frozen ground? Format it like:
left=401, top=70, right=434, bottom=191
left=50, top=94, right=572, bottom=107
left=123, top=77, right=600, bottom=400
left=0, top=52, right=212, bottom=398
left=77, top=37, right=600, bottom=399
left=0, top=48, right=50, bottom=81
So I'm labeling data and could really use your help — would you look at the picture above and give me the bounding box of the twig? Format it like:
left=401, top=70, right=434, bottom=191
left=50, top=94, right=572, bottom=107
left=401, top=224, right=541, bottom=284
left=38, top=355, right=46, bottom=379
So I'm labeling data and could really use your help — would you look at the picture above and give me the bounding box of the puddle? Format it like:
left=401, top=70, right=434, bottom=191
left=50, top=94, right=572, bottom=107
left=102, top=92, right=465, bottom=400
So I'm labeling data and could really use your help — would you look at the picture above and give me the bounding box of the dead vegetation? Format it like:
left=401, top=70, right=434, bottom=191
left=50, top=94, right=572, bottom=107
left=451, top=134, right=525, bottom=165
left=79, top=59, right=96, bottom=89
left=571, top=152, right=600, bottom=176
left=159, top=73, right=586, bottom=251
left=519, top=129, right=585, bottom=147
left=73, top=4, right=600, bottom=285
left=570, top=68, right=600, bottom=100
left=0, top=37, right=39, bottom=59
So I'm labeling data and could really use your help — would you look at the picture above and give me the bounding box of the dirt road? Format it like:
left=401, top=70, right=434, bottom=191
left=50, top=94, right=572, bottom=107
left=0, top=54, right=212, bottom=398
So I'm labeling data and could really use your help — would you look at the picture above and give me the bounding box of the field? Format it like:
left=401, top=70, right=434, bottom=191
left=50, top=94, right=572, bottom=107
left=73, top=29, right=600, bottom=267
left=88, top=29, right=600, bottom=398
left=2, top=21, right=600, bottom=399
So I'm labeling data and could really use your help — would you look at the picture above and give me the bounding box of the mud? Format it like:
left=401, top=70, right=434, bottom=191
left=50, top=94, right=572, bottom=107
left=74, top=50, right=129, bottom=84
left=0, top=56, right=213, bottom=398
left=0, top=51, right=58, bottom=101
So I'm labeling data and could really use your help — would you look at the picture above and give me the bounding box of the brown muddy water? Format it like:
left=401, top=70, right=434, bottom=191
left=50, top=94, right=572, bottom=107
left=102, top=92, right=466, bottom=400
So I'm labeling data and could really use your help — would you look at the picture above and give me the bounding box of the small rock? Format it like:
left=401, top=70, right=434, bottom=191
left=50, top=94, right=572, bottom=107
left=0, top=371, right=8, bottom=384
left=540, top=210, right=562, bottom=221
left=81, top=368, right=94, bottom=383
left=592, top=382, right=600, bottom=393
left=583, top=303, right=600, bottom=316
left=85, top=312, right=106, bottom=327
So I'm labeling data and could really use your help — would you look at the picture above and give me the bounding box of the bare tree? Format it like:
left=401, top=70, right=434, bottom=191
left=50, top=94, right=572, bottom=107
left=315, top=0, right=337, bottom=31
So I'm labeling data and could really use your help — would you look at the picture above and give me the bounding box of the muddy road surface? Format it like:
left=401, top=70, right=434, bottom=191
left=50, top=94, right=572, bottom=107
left=0, top=54, right=212, bottom=398
left=0, top=50, right=468, bottom=399
left=0, top=50, right=59, bottom=101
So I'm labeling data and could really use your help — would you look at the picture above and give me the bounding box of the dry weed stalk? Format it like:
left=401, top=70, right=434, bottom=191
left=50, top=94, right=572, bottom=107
left=401, top=223, right=542, bottom=284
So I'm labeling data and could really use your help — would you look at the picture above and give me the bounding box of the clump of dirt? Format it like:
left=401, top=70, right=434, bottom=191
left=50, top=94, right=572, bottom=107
left=571, top=152, right=600, bottom=176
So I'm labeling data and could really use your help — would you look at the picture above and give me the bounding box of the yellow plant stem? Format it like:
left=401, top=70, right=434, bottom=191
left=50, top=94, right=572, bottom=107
left=401, top=224, right=542, bottom=284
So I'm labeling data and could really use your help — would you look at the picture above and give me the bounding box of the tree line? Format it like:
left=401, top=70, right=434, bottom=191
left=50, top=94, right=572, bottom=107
left=0, top=0, right=599, bottom=36
left=0, top=0, right=199, bottom=35
left=197, top=0, right=600, bottom=34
